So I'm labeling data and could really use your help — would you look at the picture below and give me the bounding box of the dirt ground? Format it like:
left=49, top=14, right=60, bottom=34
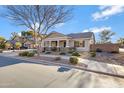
left=80, top=52, right=124, bottom=66
left=32, top=56, right=87, bottom=68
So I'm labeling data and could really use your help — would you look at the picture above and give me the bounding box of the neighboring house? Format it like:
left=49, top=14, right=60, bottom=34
left=42, top=31, right=95, bottom=52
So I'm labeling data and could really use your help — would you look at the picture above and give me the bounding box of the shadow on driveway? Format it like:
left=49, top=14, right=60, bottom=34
left=0, top=56, right=25, bottom=67
left=0, top=55, right=72, bottom=73
left=0, top=56, right=68, bottom=70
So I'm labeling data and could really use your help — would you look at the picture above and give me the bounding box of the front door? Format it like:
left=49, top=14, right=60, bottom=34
left=64, top=41, right=66, bottom=47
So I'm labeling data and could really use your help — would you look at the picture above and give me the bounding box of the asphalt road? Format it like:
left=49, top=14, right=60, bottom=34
left=0, top=56, right=124, bottom=88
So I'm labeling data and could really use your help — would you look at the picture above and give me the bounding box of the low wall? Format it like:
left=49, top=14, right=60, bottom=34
left=90, top=44, right=119, bottom=52
left=119, top=48, right=124, bottom=53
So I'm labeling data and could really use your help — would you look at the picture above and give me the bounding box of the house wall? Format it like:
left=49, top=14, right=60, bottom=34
left=90, top=35, right=95, bottom=44
left=71, top=38, right=91, bottom=51
left=42, top=36, right=94, bottom=52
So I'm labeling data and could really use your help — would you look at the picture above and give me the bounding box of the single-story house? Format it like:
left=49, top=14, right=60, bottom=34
left=42, top=31, right=95, bottom=52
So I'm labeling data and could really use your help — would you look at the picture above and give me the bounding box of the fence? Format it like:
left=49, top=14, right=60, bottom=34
left=90, top=44, right=119, bottom=52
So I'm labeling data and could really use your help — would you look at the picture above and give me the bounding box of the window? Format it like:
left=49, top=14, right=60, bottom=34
left=74, top=41, right=85, bottom=47
left=74, top=41, right=80, bottom=47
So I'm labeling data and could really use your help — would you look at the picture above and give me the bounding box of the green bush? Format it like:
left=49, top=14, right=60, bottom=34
left=68, top=50, right=75, bottom=54
left=90, top=52, right=96, bottom=57
left=51, top=47, right=57, bottom=51
left=19, top=51, right=35, bottom=57
left=0, top=44, right=5, bottom=49
left=32, top=50, right=38, bottom=54
left=19, top=51, right=29, bottom=56
left=27, top=52, right=35, bottom=57
left=69, top=56, right=78, bottom=65
left=72, top=52, right=80, bottom=57
left=59, top=52, right=66, bottom=55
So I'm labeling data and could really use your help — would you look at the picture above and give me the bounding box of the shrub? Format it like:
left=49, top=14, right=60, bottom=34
left=96, top=48, right=102, bottom=52
left=69, top=56, right=78, bottom=65
left=5, top=42, right=12, bottom=49
left=51, top=47, right=57, bottom=51
left=19, top=51, right=35, bottom=57
left=15, top=42, right=22, bottom=49
left=45, top=51, right=51, bottom=54
left=72, top=52, right=80, bottom=57
left=54, top=56, right=61, bottom=61
left=68, top=50, right=75, bottom=54
left=69, top=47, right=76, bottom=51
left=0, top=44, right=5, bottom=49
left=19, top=51, right=29, bottom=56
left=27, top=52, right=35, bottom=57
left=68, top=51, right=73, bottom=54
left=90, top=52, right=96, bottom=57
left=59, top=52, right=66, bottom=55
left=32, top=50, right=38, bottom=54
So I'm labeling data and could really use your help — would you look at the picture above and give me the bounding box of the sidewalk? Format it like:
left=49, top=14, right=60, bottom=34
left=40, top=54, right=124, bottom=77
left=1, top=53, right=124, bottom=78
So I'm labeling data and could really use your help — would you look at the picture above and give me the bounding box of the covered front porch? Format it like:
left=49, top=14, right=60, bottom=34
left=42, top=39, right=72, bottom=52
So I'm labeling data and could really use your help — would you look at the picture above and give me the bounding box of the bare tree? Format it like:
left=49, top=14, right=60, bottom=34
left=99, top=30, right=115, bottom=44
left=3, top=5, right=72, bottom=55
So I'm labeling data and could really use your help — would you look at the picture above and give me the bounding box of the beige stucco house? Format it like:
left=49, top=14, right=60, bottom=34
left=42, top=31, right=95, bottom=52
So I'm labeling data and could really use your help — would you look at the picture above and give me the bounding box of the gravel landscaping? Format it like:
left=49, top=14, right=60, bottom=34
left=31, top=51, right=124, bottom=66
left=32, top=56, right=88, bottom=68
left=80, top=52, right=124, bottom=66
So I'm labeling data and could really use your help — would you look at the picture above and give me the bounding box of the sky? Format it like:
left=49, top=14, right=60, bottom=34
left=0, top=5, right=124, bottom=42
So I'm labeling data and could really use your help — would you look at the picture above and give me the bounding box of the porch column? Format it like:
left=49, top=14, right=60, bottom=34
left=49, top=41, right=51, bottom=51
left=57, top=40, right=59, bottom=47
left=57, top=40, right=60, bottom=51
left=49, top=41, right=51, bottom=47
left=66, top=40, right=69, bottom=47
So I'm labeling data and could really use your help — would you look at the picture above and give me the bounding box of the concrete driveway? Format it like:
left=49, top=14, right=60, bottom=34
left=0, top=56, right=124, bottom=87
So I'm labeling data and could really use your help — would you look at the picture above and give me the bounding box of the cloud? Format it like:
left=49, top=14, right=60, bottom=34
left=92, top=6, right=124, bottom=21
left=18, top=32, right=22, bottom=36
left=99, top=6, right=110, bottom=10
left=55, top=23, right=65, bottom=28
left=83, top=26, right=111, bottom=33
